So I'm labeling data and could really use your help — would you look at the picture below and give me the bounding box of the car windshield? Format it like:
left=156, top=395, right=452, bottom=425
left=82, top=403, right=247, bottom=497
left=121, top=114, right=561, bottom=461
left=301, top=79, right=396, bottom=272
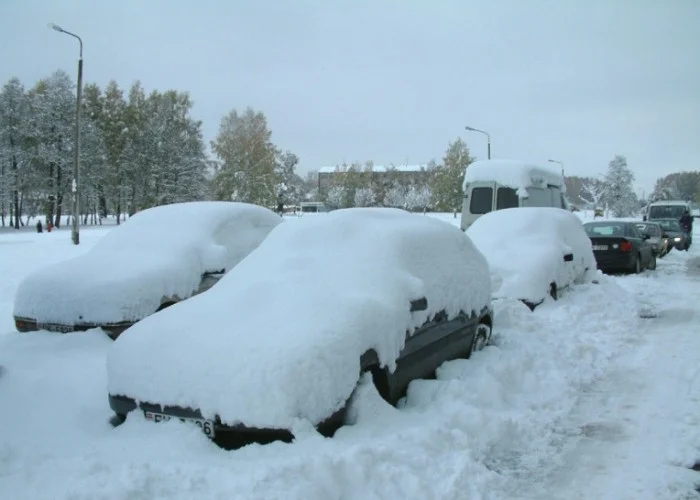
left=657, top=220, right=682, bottom=231
left=584, top=223, right=626, bottom=236
left=649, top=205, right=686, bottom=219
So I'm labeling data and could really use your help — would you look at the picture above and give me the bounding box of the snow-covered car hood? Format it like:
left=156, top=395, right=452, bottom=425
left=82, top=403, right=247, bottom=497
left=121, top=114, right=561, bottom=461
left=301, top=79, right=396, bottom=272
left=467, top=207, right=596, bottom=303
left=13, top=201, right=282, bottom=326
left=107, top=208, right=492, bottom=430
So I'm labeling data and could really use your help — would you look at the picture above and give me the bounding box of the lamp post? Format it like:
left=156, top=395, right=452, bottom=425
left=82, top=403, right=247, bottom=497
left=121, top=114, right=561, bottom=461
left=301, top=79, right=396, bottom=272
left=548, top=159, right=564, bottom=176
left=464, top=126, right=491, bottom=159
left=49, top=23, right=82, bottom=245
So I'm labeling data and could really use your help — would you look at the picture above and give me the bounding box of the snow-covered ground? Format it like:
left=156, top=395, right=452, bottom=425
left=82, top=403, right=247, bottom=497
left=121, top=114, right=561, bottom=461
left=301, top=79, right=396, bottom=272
left=1, top=213, right=699, bottom=499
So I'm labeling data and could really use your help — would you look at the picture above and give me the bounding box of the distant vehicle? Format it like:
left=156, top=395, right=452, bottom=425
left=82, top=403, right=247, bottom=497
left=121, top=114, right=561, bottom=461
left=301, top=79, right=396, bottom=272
left=460, top=159, right=568, bottom=231
left=655, top=218, right=691, bottom=251
left=583, top=221, right=656, bottom=274
left=634, top=222, right=668, bottom=257
left=645, top=200, right=692, bottom=221
left=107, top=208, right=493, bottom=447
left=13, top=202, right=282, bottom=339
left=299, top=201, right=329, bottom=214
left=467, top=207, right=596, bottom=310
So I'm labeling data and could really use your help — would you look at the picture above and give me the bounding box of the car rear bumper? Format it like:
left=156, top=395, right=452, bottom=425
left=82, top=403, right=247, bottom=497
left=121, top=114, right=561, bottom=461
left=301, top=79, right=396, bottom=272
left=108, top=394, right=343, bottom=448
left=14, top=316, right=134, bottom=340
left=592, top=252, right=635, bottom=272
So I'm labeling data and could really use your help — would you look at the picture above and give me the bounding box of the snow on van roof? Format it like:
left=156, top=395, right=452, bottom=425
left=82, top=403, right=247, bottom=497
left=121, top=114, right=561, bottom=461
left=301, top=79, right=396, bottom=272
left=463, top=159, right=565, bottom=192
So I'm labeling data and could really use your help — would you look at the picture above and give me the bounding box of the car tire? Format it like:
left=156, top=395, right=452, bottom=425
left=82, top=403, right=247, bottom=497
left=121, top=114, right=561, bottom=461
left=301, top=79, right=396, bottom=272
left=633, top=255, right=641, bottom=274
left=647, top=254, right=657, bottom=271
left=469, top=322, right=491, bottom=358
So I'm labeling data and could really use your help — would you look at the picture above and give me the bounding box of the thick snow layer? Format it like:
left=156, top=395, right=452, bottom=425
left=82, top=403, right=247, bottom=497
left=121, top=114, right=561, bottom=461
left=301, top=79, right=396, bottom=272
left=1, top=217, right=700, bottom=499
left=107, top=208, right=492, bottom=429
left=463, top=159, right=565, bottom=193
left=13, top=202, right=281, bottom=326
left=467, top=207, right=597, bottom=303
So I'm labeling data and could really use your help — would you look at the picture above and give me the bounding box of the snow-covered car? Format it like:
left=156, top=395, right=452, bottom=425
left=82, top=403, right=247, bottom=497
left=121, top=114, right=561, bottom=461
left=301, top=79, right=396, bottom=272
left=466, top=207, right=596, bottom=309
left=13, top=202, right=282, bottom=339
left=107, top=208, right=493, bottom=446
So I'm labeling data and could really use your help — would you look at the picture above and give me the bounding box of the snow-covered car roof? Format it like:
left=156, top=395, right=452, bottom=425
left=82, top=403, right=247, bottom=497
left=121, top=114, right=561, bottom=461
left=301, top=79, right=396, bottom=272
left=463, top=159, right=565, bottom=193
left=107, top=208, right=492, bottom=429
left=467, top=207, right=596, bottom=303
left=13, top=202, right=282, bottom=326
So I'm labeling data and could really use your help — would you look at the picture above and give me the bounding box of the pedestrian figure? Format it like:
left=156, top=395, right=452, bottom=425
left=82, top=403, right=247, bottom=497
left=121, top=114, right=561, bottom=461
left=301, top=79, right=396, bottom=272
left=36, top=221, right=43, bottom=233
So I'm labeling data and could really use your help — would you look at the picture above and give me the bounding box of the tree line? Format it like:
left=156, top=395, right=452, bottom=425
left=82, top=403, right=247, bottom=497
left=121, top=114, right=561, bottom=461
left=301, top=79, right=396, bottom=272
left=3, top=71, right=698, bottom=228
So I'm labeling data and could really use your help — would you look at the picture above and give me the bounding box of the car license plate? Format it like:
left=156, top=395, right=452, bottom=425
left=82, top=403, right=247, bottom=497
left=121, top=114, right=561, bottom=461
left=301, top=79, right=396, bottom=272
left=144, top=411, right=216, bottom=438
left=592, top=245, right=608, bottom=251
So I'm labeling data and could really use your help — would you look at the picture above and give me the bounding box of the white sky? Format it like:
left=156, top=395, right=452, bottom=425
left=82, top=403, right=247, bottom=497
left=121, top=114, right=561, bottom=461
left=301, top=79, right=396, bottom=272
left=1, top=0, right=699, bottom=195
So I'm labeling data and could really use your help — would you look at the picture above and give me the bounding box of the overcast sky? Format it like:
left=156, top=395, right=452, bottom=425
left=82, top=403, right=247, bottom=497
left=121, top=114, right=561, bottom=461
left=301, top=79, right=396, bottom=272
left=1, top=0, right=698, bottom=194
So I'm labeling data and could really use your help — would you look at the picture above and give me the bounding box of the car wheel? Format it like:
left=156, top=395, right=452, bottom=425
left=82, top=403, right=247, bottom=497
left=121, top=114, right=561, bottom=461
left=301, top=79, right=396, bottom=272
left=647, top=253, right=657, bottom=271
left=469, top=322, right=491, bottom=357
left=109, top=413, right=126, bottom=427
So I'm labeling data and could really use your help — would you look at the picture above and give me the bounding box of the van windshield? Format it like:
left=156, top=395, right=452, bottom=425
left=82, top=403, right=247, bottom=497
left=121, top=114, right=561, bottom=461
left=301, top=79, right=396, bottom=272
left=496, top=187, right=519, bottom=209
left=470, top=187, right=493, bottom=214
left=649, top=205, right=685, bottom=219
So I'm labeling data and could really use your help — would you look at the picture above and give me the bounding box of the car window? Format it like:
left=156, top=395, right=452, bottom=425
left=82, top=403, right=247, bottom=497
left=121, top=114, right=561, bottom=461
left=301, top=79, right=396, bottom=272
left=649, top=205, right=686, bottom=219
left=470, top=187, right=493, bottom=215
left=627, top=225, right=641, bottom=238
left=584, top=224, right=623, bottom=236
left=496, top=187, right=519, bottom=210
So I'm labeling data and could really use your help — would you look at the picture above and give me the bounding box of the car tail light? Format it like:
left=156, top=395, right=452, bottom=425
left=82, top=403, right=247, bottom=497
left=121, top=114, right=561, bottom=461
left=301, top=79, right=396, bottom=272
left=619, top=240, right=633, bottom=252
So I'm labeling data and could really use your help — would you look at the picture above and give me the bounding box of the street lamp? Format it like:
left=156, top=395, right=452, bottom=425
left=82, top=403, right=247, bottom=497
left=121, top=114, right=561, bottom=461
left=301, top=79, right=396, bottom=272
left=49, top=23, right=83, bottom=245
left=464, top=126, right=491, bottom=159
left=548, top=159, right=564, bottom=176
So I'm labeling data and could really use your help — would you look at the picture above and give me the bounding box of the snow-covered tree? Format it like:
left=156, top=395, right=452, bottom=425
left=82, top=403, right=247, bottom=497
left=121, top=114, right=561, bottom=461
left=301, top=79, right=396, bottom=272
left=353, top=187, right=375, bottom=207
left=406, top=185, right=431, bottom=212
left=579, top=177, right=607, bottom=208
left=325, top=185, right=344, bottom=209
left=603, top=155, right=638, bottom=217
left=0, top=78, right=31, bottom=228
left=383, top=181, right=407, bottom=208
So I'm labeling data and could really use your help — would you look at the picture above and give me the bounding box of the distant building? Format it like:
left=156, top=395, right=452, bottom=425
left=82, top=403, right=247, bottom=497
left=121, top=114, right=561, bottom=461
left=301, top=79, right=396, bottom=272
left=317, top=164, right=429, bottom=191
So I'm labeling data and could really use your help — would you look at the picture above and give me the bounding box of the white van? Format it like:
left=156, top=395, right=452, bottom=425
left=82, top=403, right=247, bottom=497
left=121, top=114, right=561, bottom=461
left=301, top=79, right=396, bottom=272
left=645, top=200, right=691, bottom=221
left=460, top=159, right=568, bottom=231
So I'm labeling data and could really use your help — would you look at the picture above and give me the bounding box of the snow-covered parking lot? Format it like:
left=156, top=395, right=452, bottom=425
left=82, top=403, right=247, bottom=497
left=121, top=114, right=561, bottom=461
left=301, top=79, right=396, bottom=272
left=1, top=214, right=699, bottom=500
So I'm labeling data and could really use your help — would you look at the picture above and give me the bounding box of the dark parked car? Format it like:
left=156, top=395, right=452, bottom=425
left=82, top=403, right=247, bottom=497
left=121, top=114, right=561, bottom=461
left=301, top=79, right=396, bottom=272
left=583, top=220, right=656, bottom=274
left=656, top=218, right=691, bottom=251
left=635, top=222, right=668, bottom=257
left=106, top=208, right=494, bottom=448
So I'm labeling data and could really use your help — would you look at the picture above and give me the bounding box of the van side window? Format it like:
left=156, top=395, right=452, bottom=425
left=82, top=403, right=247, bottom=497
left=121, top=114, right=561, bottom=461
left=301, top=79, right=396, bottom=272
left=470, top=187, right=493, bottom=214
left=496, top=187, right=519, bottom=209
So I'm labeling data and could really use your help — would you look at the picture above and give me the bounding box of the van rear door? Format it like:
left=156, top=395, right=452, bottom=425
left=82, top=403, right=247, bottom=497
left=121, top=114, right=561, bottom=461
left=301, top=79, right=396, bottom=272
left=461, top=182, right=497, bottom=230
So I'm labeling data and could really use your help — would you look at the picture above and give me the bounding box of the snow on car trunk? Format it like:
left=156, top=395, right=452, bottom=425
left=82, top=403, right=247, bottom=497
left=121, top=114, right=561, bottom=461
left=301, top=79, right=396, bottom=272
left=13, top=202, right=281, bottom=326
left=107, top=208, right=492, bottom=429
left=467, top=207, right=596, bottom=302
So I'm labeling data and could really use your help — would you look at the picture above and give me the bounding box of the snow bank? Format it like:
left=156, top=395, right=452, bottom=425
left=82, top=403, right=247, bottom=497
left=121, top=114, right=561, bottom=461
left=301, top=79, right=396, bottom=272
left=107, top=208, right=492, bottom=429
left=13, top=202, right=281, bottom=326
left=463, top=159, right=565, bottom=194
left=467, top=207, right=596, bottom=302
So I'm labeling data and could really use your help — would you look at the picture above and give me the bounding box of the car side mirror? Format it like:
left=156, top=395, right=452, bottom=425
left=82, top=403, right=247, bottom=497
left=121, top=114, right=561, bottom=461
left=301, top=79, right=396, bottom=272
left=642, top=234, right=650, bottom=240
left=410, top=297, right=428, bottom=312
left=563, top=253, right=574, bottom=262
left=662, top=233, right=669, bottom=238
